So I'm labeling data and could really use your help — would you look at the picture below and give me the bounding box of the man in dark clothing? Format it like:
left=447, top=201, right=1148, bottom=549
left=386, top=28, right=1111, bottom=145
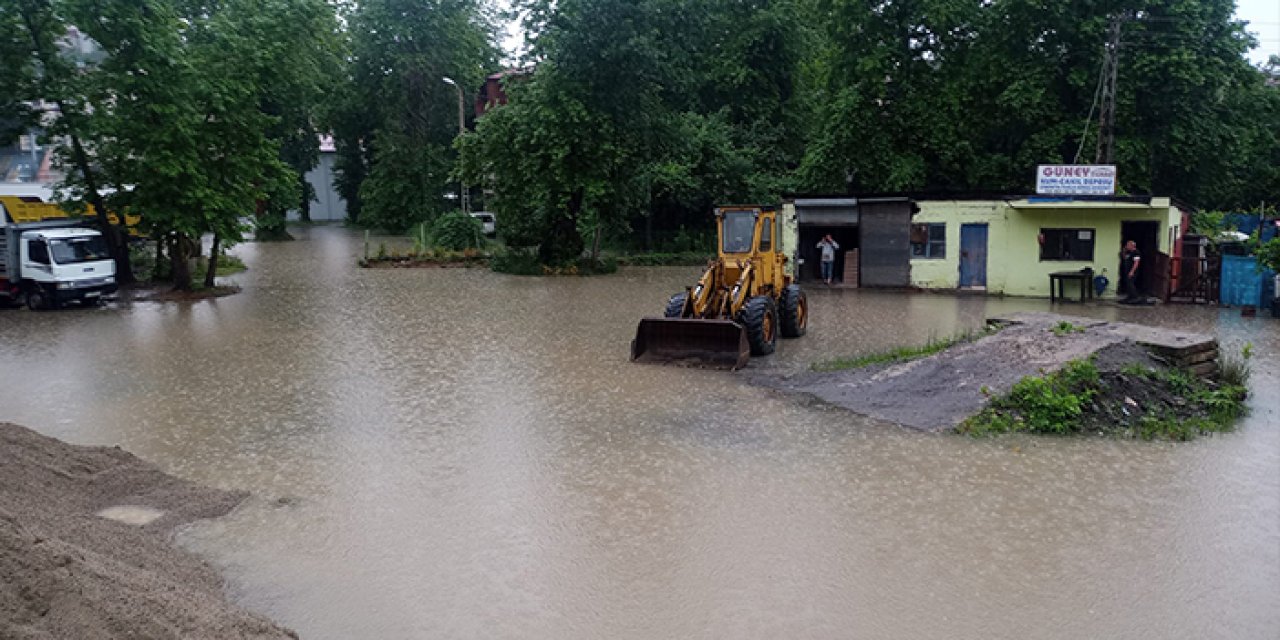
left=1121, top=240, right=1142, bottom=303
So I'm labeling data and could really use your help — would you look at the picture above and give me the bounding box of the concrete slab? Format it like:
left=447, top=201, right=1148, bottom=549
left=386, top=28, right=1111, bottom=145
left=989, top=311, right=1217, bottom=358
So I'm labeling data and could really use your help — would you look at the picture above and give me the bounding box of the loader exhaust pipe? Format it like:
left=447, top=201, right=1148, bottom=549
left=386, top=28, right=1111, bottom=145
left=630, top=318, right=750, bottom=370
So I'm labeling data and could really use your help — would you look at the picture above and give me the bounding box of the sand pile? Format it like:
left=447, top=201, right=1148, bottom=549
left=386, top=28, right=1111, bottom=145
left=0, top=422, right=295, bottom=639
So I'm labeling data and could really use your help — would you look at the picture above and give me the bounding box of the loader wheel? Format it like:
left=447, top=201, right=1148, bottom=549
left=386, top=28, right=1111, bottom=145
left=741, top=295, right=778, bottom=356
left=664, top=292, right=687, bottom=318
left=779, top=284, right=808, bottom=338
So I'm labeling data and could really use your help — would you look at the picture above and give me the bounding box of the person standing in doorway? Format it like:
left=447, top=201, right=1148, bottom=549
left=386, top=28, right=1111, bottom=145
left=1121, top=240, right=1142, bottom=303
left=817, top=234, right=840, bottom=285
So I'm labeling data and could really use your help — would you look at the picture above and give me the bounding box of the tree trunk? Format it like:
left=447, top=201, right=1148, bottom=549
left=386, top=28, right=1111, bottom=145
left=16, top=5, right=134, bottom=285
left=68, top=134, right=134, bottom=285
left=299, top=173, right=311, bottom=222
left=204, top=233, right=221, bottom=289
left=170, top=234, right=193, bottom=291
left=645, top=211, right=653, bottom=252
left=539, top=189, right=585, bottom=266
left=152, top=235, right=167, bottom=282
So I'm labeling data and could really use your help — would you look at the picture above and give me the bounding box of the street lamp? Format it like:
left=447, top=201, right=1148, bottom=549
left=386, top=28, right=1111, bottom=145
left=442, top=76, right=470, bottom=216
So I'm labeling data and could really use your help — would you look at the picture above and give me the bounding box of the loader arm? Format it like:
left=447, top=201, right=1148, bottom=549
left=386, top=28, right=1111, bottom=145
left=722, top=261, right=753, bottom=319
left=686, top=262, right=718, bottom=318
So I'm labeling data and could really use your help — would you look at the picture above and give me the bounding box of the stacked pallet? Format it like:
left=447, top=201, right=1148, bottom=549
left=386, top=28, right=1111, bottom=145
left=1108, top=322, right=1220, bottom=378
left=989, top=311, right=1222, bottom=378
left=1144, top=341, right=1220, bottom=378
left=842, top=249, right=859, bottom=287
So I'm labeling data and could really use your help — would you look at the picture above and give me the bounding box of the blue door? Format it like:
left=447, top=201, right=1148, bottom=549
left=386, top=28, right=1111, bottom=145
left=959, top=224, right=988, bottom=288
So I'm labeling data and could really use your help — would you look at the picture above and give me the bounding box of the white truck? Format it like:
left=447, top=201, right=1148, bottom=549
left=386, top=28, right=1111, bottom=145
left=1, top=217, right=117, bottom=310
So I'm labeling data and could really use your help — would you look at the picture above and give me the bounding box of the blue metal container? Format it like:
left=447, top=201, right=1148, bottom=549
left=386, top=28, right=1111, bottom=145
left=1220, top=254, right=1276, bottom=308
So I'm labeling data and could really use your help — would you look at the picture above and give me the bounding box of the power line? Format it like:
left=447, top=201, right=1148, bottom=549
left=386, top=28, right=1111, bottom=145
left=1074, top=55, right=1106, bottom=164
left=1095, top=14, right=1123, bottom=164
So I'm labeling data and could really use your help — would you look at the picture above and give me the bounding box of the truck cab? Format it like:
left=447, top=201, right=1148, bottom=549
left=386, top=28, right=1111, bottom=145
left=1, top=222, right=117, bottom=310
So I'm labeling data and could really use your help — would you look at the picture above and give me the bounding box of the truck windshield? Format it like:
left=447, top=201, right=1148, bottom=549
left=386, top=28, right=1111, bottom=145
left=722, top=211, right=756, bottom=253
left=49, top=236, right=110, bottom=265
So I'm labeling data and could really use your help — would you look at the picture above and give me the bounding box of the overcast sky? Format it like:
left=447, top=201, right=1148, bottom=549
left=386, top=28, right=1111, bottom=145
left=498, top=2, right=1280, bottom=67
left=1237, top=0, right=1279, bottom=65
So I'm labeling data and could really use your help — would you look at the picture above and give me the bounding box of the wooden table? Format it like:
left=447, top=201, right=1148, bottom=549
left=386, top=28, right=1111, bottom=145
left=1049, top=270, right=1094, bottom=302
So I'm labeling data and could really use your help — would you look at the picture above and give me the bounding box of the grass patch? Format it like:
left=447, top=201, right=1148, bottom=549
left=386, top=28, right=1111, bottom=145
left=1218, top=343, right=1253, bottom=387
left=812, top=327, right=993, bottom=372
left=359, top=246, right=490, bottom=268
left=959, top=356, right=1248, bottom=441
left=1050, top=320, right=1086, bottom=336
left=490, top=249, right=618, bottom=276
left=614, top=251, right=711, bottom=267
left=195, top=254, right=247, bottom=277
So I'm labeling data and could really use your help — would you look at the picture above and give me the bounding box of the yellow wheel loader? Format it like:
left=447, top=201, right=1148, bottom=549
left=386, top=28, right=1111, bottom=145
left=631, top=205, right=808, bottom=369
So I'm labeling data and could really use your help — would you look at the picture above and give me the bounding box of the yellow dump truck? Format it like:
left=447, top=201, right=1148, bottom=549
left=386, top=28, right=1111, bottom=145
left=0, top=195, right=141, bottom=237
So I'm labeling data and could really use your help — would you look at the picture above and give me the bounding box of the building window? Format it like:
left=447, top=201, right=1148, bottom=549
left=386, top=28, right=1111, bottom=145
left=1040, top=228, right=1095, bottom=261
left=911, top=223, right=946, bottom=259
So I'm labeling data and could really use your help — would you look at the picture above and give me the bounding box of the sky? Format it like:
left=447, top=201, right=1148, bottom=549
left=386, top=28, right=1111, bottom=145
left=1237, top=0, right=1280, bottom=66
left=499, top=1, right=1280, bottom=68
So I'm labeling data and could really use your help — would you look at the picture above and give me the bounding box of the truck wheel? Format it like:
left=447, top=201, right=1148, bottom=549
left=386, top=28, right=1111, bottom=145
left=664, top=292, right=687, bottom=318
left=779, top=284, right=808, bottom=338
left=741, top=295, right=778, bottom=356
left=26, top=289, right=48, bottom=311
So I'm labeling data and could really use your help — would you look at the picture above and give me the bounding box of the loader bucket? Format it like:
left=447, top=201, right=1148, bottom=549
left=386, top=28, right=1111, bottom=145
left=630, top=318, right=751, bottom=370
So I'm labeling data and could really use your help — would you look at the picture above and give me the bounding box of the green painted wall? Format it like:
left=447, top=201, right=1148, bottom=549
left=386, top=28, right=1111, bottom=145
left=909, top=200, right=1005, bottom=290
left=909, top=198, right=1181, bottom=298
left=780, top=202, right=799, bottom=278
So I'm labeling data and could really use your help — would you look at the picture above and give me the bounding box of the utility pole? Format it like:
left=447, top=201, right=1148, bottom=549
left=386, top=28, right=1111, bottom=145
left=1094, top=15, right=1123, bottom=165
left=442, top=77, right=470, bottom=215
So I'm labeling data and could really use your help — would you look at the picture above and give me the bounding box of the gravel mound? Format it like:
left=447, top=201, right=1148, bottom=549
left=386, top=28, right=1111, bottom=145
left=761, top=315, right=1190, bottom=431
left=0, top=422, right=296, bottom=640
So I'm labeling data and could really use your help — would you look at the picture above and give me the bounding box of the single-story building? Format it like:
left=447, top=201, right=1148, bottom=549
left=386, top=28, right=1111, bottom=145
left=287, top=135, right=348, bottom=222
left=779, top=196, right=918, bottom=287
left=782, top=194, right=1190, bottom=300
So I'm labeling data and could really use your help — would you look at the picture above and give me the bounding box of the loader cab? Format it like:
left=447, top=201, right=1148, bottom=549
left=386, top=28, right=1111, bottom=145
left=716, top=206, right=786, bottom=292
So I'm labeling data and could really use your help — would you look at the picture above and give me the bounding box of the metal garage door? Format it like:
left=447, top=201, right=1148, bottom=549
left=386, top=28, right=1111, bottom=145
left=858, top=200, right=912, bottom=287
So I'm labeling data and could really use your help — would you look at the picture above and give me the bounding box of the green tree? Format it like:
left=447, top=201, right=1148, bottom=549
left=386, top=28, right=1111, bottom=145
left=9, top=0, right=135, bottom=283
left=329, top=0, right=498, bottom=233
left=233, top=0, right=342, bottom=240
left=798, top=0, right=1279, bottom=208
left=464, top=0, right=809, bottom=262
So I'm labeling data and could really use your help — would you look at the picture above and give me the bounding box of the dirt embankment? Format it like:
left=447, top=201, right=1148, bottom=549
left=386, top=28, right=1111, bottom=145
left=760, top=313, right=1217, bottom=431
left=0, top=422, right=295, bottom=640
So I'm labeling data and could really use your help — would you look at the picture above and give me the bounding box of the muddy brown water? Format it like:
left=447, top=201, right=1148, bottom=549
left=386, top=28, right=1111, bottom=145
left=1, top=226, right=1276, bottom=639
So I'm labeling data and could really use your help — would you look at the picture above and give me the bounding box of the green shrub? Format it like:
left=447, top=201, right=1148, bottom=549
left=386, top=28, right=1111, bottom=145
left=960, top=356, right=1248, bottom=440
left=1001, top=374, right=1089, bottom=433
left=1218, top=344, right=1253, bottom=387
left=491, top=249, right=617, bottom=276
left=578, top=256, right=618, bottom=275
left=491, top=249, right=544, bottom=275
left=1051, top=321, right=1085, bottom=336
left=130, top=242, right=159, bottom=281
left=430, top=213, right=484, bottom=251
left=960, top=358, right=1099, bottom=435
left=1254, top=237, right=1280, bottom=272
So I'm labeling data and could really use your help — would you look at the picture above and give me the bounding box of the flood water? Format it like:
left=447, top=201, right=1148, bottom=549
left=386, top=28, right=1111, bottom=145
left=1, top=225, right=1277, bottom=639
